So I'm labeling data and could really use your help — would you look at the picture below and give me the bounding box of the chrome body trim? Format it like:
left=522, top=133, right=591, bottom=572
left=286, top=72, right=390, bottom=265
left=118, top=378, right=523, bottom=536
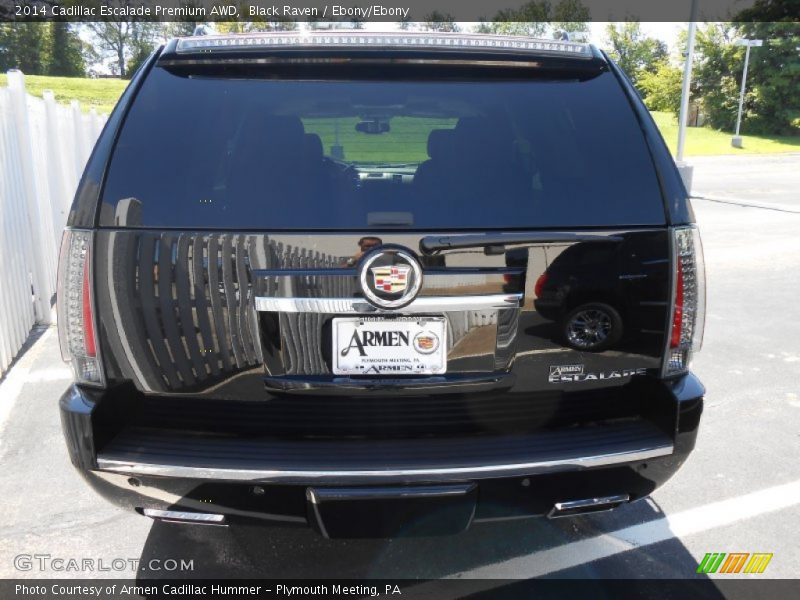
left=97, top=445, right=673, bottom=485
left=254, top=293, right=523, bottom=314
left=263, top=372, right=515, bottom=395
left=142, top=508, right=226, bottom=525
left=548, top=494, right=630, bottom=518
left=306, top=484, right=476, bottom=504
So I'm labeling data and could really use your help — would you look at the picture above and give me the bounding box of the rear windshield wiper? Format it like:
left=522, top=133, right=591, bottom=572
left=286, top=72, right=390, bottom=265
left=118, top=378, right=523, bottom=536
left=420, top=232, right=623, bottom=254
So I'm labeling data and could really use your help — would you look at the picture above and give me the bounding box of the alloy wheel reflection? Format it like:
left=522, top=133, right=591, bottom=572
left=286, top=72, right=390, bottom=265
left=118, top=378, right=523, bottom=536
left=566, top=309, right=614, bottom=350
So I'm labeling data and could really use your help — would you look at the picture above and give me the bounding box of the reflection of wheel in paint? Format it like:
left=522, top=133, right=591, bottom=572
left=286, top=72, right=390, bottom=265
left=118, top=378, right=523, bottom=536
left=562, top=303, right=623, bottom=351
left=413, top=331, right=440, bottom=354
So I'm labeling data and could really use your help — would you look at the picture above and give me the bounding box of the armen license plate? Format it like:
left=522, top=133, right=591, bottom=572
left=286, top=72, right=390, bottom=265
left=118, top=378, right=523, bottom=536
left=333, top=316, right=447, bottom=376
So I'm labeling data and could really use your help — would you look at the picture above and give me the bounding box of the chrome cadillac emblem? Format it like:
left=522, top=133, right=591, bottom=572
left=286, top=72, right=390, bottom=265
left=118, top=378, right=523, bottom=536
left=358, top=246, right=423, bottom=309
left=371, top=265, right=412, bottom=294
left=413, top=331, right=440, bottom=354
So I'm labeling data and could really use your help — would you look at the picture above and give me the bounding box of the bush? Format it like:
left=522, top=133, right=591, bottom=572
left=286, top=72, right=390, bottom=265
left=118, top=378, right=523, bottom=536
left=640, top=61, right=683, bottom=114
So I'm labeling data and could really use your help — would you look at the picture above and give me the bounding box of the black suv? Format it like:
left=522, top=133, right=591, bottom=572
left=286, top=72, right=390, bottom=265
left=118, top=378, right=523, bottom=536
left=58, top=32, right=706, bottom=538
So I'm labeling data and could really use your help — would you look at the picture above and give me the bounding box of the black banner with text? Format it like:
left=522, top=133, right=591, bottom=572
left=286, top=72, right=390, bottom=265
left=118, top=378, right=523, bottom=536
left=4, top=579, right=800, bottom=600
left=1, top=0, right=796, bottom=23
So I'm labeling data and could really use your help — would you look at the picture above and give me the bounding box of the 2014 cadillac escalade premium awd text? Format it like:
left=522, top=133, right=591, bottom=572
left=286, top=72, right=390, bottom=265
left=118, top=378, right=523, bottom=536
left=57, top=32, right=706, bottom=538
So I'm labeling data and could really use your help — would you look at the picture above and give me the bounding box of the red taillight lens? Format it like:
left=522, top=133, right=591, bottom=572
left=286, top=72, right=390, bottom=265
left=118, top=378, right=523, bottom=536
left=664, top=226, right=706, bottom=376
left=534, top=272, right=548, bottom=297
left=670, top=258, right=684, bottom=349
left=57, top=230, right=104, bottom=386
left=82, top=258, right=96, bottom=358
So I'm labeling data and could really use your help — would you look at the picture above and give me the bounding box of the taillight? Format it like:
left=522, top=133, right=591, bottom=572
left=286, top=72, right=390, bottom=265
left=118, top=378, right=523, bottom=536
left=57, top=230, right=104, bottom=386
left=664, top=226, right=706, bottom=376
left=670, top=260, right=684, bottom=349
left=534, top=272, right=548, bottom=297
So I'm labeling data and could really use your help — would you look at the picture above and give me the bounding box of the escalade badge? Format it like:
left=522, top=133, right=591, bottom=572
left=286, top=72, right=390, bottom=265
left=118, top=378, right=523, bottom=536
left=358, top=246, right=423, bottom=309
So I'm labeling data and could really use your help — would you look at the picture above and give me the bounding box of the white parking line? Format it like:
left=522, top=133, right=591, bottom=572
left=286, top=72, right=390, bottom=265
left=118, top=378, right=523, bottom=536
left=692, top=195, right=800, bottom=214
left=450, top=479, right=800, bottom=579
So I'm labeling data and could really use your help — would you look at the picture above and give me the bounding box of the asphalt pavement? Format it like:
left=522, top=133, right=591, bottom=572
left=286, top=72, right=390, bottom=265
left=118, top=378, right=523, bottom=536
left=690, top=153, right=800, bottom=213
left=0, top=153, right=799, bottom=583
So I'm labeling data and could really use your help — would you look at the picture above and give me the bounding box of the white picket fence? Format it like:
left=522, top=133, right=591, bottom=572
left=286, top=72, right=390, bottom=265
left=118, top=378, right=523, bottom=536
left=0, top=70, right=107, bottom=376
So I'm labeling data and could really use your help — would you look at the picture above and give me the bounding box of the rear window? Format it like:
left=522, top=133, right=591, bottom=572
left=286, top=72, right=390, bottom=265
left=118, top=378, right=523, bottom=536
left=99, top=66, right=666, bottom=229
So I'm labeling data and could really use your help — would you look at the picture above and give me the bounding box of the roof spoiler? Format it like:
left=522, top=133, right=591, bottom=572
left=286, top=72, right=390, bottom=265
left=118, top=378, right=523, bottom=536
left=172, top=32, right=595, bottom=59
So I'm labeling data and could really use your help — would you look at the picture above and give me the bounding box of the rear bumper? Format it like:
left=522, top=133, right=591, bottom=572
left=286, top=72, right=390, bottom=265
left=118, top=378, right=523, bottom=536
left=60, top=374, right=703, bottom=535
left=95, top=420, right=673, bottom=485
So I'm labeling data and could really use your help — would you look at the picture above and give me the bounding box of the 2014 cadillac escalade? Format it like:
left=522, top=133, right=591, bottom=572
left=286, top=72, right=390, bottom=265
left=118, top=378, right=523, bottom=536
left=57, top=32, right=706, bottom=538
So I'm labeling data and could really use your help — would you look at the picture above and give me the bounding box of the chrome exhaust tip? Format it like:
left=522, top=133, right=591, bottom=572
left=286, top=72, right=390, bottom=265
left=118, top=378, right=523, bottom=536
left=547, top=494, right=630, bottom=519
left=142, top=508, right=227, bottom=526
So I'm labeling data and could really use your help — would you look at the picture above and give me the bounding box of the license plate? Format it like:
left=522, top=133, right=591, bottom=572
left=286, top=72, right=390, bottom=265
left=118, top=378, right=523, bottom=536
left=333, top=316, right=447, bottom=376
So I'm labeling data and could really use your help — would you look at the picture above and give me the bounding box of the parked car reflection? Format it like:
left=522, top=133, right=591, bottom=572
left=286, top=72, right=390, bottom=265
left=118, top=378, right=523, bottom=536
left=532, top=238, right=665, bottom=352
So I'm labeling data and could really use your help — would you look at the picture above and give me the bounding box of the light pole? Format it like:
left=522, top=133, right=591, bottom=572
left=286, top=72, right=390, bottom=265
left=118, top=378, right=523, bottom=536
left=676, top=0, right=698, bottom=192
left=731, top=38, right=763, bottom=148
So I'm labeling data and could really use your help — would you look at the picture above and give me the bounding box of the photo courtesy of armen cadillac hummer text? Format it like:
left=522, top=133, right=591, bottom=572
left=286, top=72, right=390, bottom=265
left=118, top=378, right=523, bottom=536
left=57, top=31, right=706, bottom=538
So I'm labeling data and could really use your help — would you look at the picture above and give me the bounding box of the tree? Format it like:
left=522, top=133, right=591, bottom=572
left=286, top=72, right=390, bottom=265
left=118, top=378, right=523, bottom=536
left=474, top=20, right=493, bottom=34
left=691, top=24, right=741, bottom=131
left=252, top=19, right=298, bottom=32
left=215, top=22, right=249, bottom=34
left=693, top=21, right=800, bottom=135
left=637, top=27, right=689, bottom=116
left=217, top=19, right=297, bottom=33
left=85, top=21, right=138, bottom=78
left=128, top=23, right=161, bottom=78
left=421, top=12, right=460, bottom=32
left=736, top=0, right=799, bottom=21
left=83, top=17, right=161, bottom=79
left=480, top=0, right=590, bottom=39
left=604, top=22, right=668, bottom=91
left=737, top=22, right=799, bottom=134
left=1, top=0, right=57, bottom=22
left=160, top=22, right=197, bottom=43
left=639, top=60, right=683, bottom=114
left=160, top=2, right=205, bottom=37
left=0, top=23, right=50, bottom=75
left=124, top=24, right=159, bottom=77
left=48, top=22, right=85, bottom=77
left=485, top=20, right=548, bottom=38
left=486, top=1, right=551, bottom=37
left=552, top=0, right=590, bottom=35
left=78, top=0, right=158, bottom=77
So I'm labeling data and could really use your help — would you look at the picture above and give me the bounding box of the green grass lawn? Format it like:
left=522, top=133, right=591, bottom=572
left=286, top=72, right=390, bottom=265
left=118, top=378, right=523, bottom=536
left=305, top=117, right=456, bottom=163
left=0, top=73, right=128, bottom=114
left=314, top=113, right=800, bottom=161
left=2, top=75, right=797, bottom=156
left=651, top=111, right=800, bottom=156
